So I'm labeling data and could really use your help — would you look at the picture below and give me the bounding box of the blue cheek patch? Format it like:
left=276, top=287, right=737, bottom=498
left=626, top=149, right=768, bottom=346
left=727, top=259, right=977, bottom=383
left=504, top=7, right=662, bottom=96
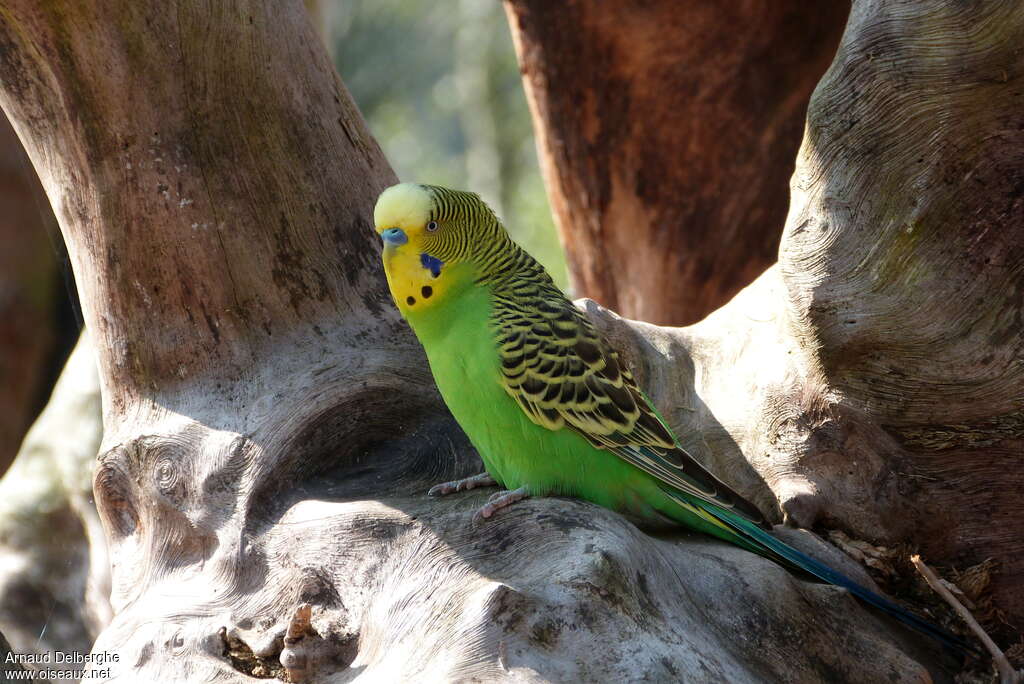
left=420, top=253, right=444, bottom=278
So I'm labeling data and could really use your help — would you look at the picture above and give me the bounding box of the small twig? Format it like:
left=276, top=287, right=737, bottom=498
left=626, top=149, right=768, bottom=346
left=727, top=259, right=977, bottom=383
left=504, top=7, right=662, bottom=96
left=910, top=555, right=1021, bottom=684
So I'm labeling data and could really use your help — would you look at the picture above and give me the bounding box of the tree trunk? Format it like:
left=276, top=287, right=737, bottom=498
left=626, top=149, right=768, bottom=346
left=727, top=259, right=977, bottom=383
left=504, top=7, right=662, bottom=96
left=0, top=114, right=61, bottom=474
left=0, top=333, right=108, bottom=658
left=504, top=0, right=850, bottom=325
left=0, top=1, right=1018, bottom=682
left=0, top=631, right=25, bottom=675
left=515, top=0, right=1024, bottom=640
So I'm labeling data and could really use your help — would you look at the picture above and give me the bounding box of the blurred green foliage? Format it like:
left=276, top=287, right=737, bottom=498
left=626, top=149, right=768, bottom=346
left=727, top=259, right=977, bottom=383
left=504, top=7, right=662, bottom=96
left=329, top=1, right=568, bottom=286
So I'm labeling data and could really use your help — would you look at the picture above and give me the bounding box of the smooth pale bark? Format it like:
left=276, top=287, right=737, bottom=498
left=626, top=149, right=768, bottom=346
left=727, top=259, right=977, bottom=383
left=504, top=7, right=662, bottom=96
left=504, top=1, right=849, bottom=324
left=0, top=334, right=108, bottom=657
left=0, top=0, right=1016, bottom=681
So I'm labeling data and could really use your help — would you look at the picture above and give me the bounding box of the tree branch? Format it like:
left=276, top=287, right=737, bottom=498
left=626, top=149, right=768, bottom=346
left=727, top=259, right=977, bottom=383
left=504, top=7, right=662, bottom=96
left=504, top=0, right=848, bottom=324
left=912, top=556, right=1020, bottom=684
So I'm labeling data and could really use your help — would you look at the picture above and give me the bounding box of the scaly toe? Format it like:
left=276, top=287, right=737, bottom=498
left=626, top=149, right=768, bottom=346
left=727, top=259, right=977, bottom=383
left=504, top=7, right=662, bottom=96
left=485, top=490, right=508, bottom=504
left=427, top=472, right=498, bottom=498
left=427, top=481, right=457, bottom=497
left=472, top=506, right=493, bottom=525
left=472, top=487, right=530, bottom=523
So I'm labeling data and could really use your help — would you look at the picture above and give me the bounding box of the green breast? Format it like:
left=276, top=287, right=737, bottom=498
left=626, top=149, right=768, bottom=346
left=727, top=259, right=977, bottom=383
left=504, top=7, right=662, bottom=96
left=404, top=281, right=517, bottom=482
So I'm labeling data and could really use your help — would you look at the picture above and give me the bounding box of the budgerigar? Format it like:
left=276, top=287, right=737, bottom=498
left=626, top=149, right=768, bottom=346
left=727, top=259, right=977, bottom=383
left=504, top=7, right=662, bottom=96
left=374, top=182, right=971, bottom=654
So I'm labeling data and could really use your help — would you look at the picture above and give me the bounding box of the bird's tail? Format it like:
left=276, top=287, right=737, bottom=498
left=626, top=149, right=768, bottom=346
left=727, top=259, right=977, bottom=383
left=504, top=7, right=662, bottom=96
left=664, top=490, right=979, bottom=657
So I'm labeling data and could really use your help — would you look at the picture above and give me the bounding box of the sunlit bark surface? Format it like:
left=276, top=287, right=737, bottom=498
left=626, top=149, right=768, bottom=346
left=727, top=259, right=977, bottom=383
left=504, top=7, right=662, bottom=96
left=558, top=0, right=1024, bottom=642
left=0, top=0, right=1018, bottom=681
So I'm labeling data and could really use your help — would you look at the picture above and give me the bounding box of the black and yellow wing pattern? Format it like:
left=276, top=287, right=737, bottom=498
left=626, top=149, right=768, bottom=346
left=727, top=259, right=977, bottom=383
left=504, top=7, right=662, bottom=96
left=490, top=281, right=768, bottom=529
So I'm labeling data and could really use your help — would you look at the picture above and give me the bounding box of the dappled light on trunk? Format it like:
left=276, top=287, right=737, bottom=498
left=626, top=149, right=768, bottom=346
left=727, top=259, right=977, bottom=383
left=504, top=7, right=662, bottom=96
left=0, top=0, right=1019, bottom=681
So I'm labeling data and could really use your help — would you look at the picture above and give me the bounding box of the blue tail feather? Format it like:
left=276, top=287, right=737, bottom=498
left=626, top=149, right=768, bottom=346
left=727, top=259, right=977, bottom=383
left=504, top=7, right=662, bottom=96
left=689, top=499, right=979, bottom=658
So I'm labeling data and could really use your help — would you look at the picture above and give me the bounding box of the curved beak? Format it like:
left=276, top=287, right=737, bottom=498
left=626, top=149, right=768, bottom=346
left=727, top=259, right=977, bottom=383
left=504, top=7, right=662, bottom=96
left=381, top=227, right=408, bottom=246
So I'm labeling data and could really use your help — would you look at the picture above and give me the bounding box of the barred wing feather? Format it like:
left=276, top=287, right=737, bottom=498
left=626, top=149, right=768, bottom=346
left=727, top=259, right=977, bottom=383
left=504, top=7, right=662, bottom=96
left=493, top=292, right=768, bottom=528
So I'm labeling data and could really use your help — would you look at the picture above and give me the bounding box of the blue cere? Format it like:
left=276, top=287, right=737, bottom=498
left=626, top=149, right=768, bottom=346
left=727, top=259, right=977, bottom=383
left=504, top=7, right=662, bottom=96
left=381, top=227, right=408, bottom=245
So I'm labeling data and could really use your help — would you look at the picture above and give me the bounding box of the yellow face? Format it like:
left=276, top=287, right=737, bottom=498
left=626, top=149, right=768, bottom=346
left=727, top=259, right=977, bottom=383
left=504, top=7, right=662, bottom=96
left=374, top=183, right=463, bottom=316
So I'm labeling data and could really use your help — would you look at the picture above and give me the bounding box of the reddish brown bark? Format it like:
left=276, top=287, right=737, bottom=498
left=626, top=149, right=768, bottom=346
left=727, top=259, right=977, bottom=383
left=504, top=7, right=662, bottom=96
left=0, top=0, right=1019, bottom=679
left=505, top=1, right=849, bottom=325
left=0, top=115, right=60, bottom=474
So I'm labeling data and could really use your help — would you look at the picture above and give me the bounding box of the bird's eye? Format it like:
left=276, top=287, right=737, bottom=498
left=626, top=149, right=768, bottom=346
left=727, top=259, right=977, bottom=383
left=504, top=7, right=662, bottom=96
left=426, top=220, right=438, bottom=232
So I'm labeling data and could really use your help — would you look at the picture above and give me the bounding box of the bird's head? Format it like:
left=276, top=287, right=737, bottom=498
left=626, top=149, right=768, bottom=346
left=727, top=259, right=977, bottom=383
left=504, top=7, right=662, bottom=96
left=374, top=183, right=506, bottom=315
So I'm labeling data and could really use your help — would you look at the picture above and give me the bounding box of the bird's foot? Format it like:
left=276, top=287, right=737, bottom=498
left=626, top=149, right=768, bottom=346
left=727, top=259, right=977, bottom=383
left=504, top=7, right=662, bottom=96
left=427, top=472, right=498, bottom=497
left=472, top=487, right=530, bottom=524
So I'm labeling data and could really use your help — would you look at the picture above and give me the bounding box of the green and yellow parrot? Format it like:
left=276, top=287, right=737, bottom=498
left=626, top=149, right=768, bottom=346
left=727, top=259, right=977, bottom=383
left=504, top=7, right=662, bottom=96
left=374, top=182, right=971, bottom=653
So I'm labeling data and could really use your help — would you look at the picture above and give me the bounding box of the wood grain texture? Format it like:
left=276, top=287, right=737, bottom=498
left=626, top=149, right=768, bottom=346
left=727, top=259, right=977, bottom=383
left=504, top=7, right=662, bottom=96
left=583, top=0, right=1024, bottom=639
left=504, top=0, right=849, bottom=324
left=0, top=0, right=401, bottom=423
left=0, top=0, right=1015, bottom=680
left=779, top=0, right=1024, bottom=631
